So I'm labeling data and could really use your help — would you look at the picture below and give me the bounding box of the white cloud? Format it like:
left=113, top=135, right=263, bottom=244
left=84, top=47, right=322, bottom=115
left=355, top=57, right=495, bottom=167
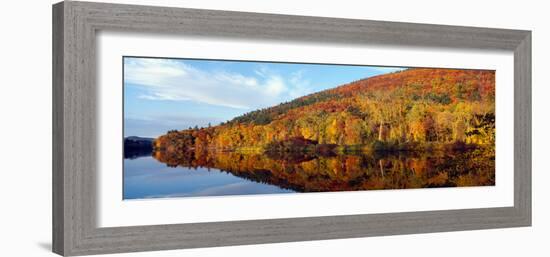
left=265, top=76, right=286, bottom=95
left=370, top=66, right=406, bottom=74
left=253, top=65, right=269, bottom=78
left=124, top=58, right=309, bottom=110
left=288, top=70, right=313, bottom=98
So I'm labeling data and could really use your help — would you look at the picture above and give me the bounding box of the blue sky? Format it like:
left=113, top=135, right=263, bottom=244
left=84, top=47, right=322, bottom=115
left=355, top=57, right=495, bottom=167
left=124, top=57, right=404, bottom=138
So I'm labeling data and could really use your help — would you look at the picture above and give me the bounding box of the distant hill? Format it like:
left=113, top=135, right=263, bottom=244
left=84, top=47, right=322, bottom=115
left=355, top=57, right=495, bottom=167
left=124, top=136, right=154, bottom=159
left=154, top=68, right=495, bottom=153
left=125, top=136, right=154, bottom=142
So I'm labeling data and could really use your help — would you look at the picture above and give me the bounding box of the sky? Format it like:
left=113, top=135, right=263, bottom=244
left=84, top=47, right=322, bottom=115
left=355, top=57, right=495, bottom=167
left=124, top=57, right=404, bottom=138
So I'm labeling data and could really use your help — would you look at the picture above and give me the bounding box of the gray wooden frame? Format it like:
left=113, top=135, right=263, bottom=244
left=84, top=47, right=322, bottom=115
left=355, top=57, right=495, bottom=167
left=52, top=1, right=531, bottom=256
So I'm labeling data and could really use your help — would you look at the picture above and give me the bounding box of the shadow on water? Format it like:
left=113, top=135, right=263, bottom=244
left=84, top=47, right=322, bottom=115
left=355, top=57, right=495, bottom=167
left=147, top=147, right=495, bottom=193
left=123, top=137, right=153, bottom=159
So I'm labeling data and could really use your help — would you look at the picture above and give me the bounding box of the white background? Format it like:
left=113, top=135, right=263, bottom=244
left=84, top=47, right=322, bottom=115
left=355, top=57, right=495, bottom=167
left=98, top=32, right=514, bottom=227
left=0, top=0, right=548, bottom=256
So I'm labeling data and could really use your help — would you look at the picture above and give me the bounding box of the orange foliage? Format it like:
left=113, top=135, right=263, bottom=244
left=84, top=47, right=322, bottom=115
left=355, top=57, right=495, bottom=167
left=154, top=68, right=495, bottom=153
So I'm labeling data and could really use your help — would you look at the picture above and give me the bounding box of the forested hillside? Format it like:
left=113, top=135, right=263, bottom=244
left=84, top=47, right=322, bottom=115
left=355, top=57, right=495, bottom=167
left=154, top=68, right=495, bottom=153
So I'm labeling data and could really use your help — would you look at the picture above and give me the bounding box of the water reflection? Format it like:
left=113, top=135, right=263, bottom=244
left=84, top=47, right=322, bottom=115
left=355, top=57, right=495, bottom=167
left=149, top=148, right=495, bottom=194
left=123, top=156, right=293, bottom=199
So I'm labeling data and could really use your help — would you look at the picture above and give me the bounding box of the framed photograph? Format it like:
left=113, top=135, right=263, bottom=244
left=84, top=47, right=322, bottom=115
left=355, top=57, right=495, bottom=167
left=53, top=1, right=531, bottom=256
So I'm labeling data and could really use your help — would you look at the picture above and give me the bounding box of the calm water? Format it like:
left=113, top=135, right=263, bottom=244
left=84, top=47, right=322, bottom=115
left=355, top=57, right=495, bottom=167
left=123, top=148, right=494, bottom=200
left=124, top=155, right=293, bottom=199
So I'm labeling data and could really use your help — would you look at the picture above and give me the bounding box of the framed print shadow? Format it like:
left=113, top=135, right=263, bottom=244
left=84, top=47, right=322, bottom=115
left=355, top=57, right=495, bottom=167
left=53, top=1, right=531, bottom=256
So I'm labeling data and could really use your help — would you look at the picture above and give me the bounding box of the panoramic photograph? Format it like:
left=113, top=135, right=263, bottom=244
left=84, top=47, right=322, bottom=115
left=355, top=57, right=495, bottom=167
left=123, top=57, right=496, bottom=200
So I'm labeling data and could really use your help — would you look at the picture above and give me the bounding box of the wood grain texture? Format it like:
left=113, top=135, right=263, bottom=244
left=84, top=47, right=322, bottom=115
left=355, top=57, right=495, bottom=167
left=514, top=32, right=532, bottom=224
left=52, top=2, right=65, bottom=255
left=52, top=1, right=532, bottom=256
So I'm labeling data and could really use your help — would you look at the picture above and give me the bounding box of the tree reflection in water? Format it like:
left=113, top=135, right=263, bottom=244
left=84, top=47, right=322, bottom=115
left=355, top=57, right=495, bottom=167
left=152, top=148, right=495, bottom=193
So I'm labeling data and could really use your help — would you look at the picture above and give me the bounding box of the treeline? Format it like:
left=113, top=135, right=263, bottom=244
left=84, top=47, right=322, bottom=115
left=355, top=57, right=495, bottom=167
left=226, top=91, right=339, bottom=125
left=154, top=68, right=495, bottom=153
